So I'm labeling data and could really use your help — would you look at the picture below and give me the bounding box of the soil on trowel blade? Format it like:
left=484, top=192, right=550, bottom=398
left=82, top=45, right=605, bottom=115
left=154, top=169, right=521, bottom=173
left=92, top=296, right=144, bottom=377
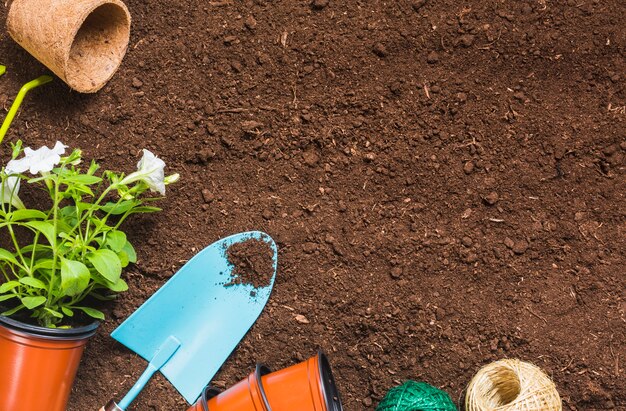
left=226, top=238, right=274, bottom=289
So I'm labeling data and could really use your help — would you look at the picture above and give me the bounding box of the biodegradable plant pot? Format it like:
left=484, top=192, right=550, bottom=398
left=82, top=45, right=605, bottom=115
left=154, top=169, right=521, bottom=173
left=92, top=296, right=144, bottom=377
left=192, top=365, right=271, bottom=411
left=260, top=352, right=344, bottom=411
left=0, top=316, right=98, bottom=411
left=7, top=0, right=131, bottom=93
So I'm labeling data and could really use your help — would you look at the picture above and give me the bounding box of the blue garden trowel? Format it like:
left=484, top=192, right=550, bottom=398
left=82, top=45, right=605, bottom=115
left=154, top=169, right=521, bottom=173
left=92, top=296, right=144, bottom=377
left=100, top=231, right=277, bottom=411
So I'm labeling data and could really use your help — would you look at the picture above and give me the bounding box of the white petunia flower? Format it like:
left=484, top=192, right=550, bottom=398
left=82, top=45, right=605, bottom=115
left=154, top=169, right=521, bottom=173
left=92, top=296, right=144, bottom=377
left=0, top=172, right=24, bottom=209
left=121, top=149, right=167, bottom=195
left=7, top=141, right=67, bottom=175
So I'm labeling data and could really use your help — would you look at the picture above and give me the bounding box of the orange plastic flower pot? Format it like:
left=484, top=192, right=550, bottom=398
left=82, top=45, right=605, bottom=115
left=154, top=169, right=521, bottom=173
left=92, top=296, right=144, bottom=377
left=192, top=365, right=271, bottom=411
left=0, top=316, right=98, bottom=411
left=259, top=352, right=344, bottom=411
left=186, top=386, right=222, bottom=411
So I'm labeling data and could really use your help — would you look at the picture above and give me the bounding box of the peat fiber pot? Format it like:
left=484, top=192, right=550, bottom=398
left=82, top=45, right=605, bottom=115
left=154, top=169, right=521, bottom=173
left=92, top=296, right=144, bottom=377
left=260, top=352, right=344, bottom=411
left=196, top=365, right=271, bottom=411
left=7, top=0, right=131, bottom=93
left=0, top=316, right=98, bottom=411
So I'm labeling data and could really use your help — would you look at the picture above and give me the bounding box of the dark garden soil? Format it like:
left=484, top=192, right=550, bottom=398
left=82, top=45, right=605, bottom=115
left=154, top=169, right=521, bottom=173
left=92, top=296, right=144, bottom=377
left=1, top=0, right=625, bottom=410
left=226, top=237, right=275, bottom=288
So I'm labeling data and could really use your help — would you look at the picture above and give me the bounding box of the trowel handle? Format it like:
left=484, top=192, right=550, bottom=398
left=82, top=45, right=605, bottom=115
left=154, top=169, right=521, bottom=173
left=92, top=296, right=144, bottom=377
left=118, top=362, right=160, bottom=409
left=98, top=364, right=158, bottom=411
left=101, top=336, right=181, bottom=411
left=99, top=400, right=123, bottom=411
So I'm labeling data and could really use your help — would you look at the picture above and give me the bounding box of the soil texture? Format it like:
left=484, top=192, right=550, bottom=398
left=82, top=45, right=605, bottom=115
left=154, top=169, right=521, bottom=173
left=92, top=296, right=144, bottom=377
left=0, top=0, right=624, bottom=410
left=226, top=238, right=275, bottom=288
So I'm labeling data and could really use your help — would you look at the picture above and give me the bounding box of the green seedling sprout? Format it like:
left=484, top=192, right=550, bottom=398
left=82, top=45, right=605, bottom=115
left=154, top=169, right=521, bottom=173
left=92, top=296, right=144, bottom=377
left=0, top=74, right=53, bottom=145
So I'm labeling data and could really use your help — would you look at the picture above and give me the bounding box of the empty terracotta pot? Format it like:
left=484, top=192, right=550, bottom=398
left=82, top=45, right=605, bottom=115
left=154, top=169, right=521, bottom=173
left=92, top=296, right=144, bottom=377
left=7, top=0, right=131, bottom=93
left=0, top=316, right=98, bottom=411
left=260, top=352, right=344, bottom=411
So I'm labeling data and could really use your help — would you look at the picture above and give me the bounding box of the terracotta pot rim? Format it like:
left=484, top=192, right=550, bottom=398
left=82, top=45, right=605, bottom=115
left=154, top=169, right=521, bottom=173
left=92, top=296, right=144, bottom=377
left=0, top=315, right=99, bottom=340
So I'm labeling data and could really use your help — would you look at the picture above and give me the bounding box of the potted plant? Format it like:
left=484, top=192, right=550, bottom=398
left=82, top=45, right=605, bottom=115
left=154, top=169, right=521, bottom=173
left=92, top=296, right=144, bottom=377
left=0, top=140, right=178, bottom=411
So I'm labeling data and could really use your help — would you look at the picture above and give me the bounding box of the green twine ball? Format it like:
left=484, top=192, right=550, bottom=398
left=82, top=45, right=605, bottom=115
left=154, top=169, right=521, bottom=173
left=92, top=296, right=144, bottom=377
left=377, top=381, right=457, bottom=411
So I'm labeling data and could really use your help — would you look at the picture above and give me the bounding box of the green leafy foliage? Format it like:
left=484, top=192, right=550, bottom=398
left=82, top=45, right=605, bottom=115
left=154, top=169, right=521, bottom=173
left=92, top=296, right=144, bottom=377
left=0, top=143, right=177, bottom=327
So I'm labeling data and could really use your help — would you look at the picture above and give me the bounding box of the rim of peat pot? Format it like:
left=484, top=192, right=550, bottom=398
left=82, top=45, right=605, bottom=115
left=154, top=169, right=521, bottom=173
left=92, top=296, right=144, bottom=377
left=0, top=315, right=99, bottom=339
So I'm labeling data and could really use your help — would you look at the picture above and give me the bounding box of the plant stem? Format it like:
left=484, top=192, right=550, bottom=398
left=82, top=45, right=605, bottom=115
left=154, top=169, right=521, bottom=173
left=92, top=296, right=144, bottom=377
left=6, top=224, right=30, bottom=273
left=46, top=174, right=60, bottom=309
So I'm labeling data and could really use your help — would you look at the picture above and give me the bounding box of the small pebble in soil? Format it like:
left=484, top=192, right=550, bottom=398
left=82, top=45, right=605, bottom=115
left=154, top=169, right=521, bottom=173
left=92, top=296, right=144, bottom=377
left=411, top=0, right=427, bottom=11
left=132, top=77, right=143, bottom=88
left=231, top=60, right=243, bottom=73
left=201, top=189, right=215, bottom=203
left=373, top=43, right=388, bottom=57
left=223, top=35, right=238, bottom=45
left=391, top=267, right=403, bottom=279
left=226, top=238, right=274, bottom=289
left=459, top=34, right=475, bottom=47
left=484, top=191, right=499, bottom=205
left=303, top=150, right=320, bottom=166
left=295, top=314, right=310, bottom=324
left=312, top=0, right=329, bottom=9
left=463, top=160, right=475, bottom=174
left=244, top=15, right=257, bottom=29
left=512, top=239, right=529, bottom=254
left=426, top=51, right=439, bottom=64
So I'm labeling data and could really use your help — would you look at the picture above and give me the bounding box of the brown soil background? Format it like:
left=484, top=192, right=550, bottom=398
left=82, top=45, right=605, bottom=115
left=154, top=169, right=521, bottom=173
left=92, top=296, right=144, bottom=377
left=1, top=0, right=625, bottom=410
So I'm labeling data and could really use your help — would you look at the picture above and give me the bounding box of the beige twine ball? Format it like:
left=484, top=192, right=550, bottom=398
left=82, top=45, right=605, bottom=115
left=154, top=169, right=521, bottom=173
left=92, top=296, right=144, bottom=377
left=465, top=359, right=562, bottom=411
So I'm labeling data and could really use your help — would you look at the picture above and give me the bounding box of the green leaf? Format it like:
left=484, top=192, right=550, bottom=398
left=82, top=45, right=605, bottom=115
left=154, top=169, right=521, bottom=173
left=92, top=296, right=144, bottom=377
left=86, top=250, right=122, bottom=283
left=117, top=250, right=129, bottom=268
left=60, top=258, right=90, bottom=296
left=61, top=306, right=74, bottom=317
left=88, top=160, right=100, bottom=176
left=121, top=241, right=137, bottom=264
left=0, top=249, right=19, bottom=265
left=89, top=292, right=117, bottom=301
left=44, top=307, right=63, bottom=318
left=32, top=259, right=55, bottom=271
left=130, top=206, right=162, bottom=214
left=56, top=220, right=73, bottom=235
left=105, top=231, right=127, bottom=253
left=19, top=277, right=47, bottom=289
left=66, top=184, right=94, bottom=197
left=76, top=306, right=105, bottom=320
left=63, top=175, right=102, bottom=185
left=24, top=221, right=56, bottom=245
left=0, top=294, right=17, bottom=302
left=2, top=304, right=25, bottom=316
left=9, top=209, right=47, bottom=221
left=100, top=200, right=137, bottom=215
left=107, top=277, right=128, bottom=292
left=0, top=281, right=20, bottom=293
left=21, top=296, right=46, bottom=309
